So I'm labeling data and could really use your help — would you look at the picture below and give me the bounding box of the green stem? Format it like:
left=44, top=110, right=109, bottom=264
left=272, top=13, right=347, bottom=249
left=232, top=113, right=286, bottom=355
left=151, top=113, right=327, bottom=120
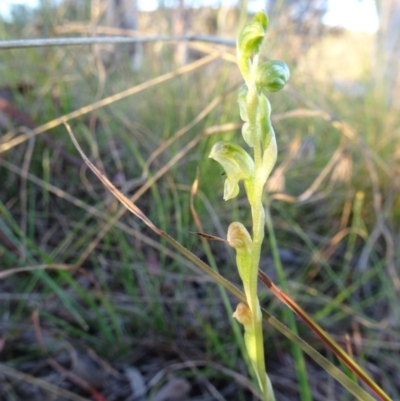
left=243, top=57, right=271, bottom=399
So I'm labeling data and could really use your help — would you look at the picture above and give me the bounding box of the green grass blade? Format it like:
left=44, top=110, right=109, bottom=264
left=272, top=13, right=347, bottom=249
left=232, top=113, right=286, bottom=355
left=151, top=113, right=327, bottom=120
left=265, top=204, right=312, bottom=401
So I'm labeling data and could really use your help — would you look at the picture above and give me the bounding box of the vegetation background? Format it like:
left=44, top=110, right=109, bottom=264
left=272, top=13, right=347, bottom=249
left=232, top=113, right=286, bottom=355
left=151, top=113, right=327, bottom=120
left=0, top=0, right=400, bottom=400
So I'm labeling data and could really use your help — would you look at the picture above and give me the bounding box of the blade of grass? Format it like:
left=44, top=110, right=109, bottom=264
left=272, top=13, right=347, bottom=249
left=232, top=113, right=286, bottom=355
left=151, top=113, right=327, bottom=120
left=0, top=264, right=72, bottom=279
left=0, top=201, right=88, bottom=328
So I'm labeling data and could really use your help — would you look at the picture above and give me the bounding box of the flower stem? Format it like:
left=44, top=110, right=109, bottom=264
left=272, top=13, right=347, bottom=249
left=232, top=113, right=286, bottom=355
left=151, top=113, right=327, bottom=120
left=244, top=55, right=271, bottom=399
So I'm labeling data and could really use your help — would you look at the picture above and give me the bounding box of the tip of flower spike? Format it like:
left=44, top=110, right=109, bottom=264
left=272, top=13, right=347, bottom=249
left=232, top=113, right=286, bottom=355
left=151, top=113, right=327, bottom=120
left=237, top=11, right=268, bottom=61
left=253, top=10, right=269, bottom=31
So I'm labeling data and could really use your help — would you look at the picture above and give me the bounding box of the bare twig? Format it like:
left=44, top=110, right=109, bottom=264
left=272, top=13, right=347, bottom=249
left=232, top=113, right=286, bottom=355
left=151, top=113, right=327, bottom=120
left=0, top=35, right=235, bottom=50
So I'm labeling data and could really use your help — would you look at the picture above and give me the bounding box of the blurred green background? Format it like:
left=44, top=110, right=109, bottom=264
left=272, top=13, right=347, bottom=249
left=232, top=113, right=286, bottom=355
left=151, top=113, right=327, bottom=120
left=0, top=1, right=399, bottom=400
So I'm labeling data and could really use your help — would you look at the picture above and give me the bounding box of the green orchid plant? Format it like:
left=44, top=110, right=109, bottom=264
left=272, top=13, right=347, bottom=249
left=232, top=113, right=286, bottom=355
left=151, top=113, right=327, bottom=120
left=209, top=11, right=290, bottom=401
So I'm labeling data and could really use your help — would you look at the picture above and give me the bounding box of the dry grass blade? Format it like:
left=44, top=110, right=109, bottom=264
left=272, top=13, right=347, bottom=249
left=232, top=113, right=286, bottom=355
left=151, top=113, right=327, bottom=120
left=189, top=171, right=228, bottom=244
left=31, top=311, right=108, bottom=401
left=65, top=123, right=157, bottom=232
left=320, top=227, right=367, bottom=262
left=358, top=148, right=399, bottom=291
left=0, top=264, right=73, bottom=280
left=257, top=270, right=392, bottom=401
left=65, top=121, right=245, bottom=296
left=66, top=121, right=239, bottom=234
left=148, top=360, right=260, bottom=400
left=0, top=53, right=220, bottom=154
left=73, top=122, right=239, bottom=267
left=0, top=157, right=206, bottom=274
left=142, top=89, right=234, bottom=177
left=270, top=146, right=343, bottom=203
left=0, top=363, right=91, bottom=401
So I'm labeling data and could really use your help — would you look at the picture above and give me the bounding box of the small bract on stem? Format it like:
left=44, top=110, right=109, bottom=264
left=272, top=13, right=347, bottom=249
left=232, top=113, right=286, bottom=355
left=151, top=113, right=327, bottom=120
left=209, top=10, right=290, bottom=401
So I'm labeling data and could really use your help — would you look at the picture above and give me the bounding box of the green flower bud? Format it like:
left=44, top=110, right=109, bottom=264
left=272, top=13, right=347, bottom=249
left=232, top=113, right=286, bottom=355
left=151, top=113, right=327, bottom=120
left=209, top=142, right=255, bottom=200
left=256, top=60, right=290, bottom=93
left=237, top=11, right=268, bottom=80
left=227, top=222, right=252, bottom=253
